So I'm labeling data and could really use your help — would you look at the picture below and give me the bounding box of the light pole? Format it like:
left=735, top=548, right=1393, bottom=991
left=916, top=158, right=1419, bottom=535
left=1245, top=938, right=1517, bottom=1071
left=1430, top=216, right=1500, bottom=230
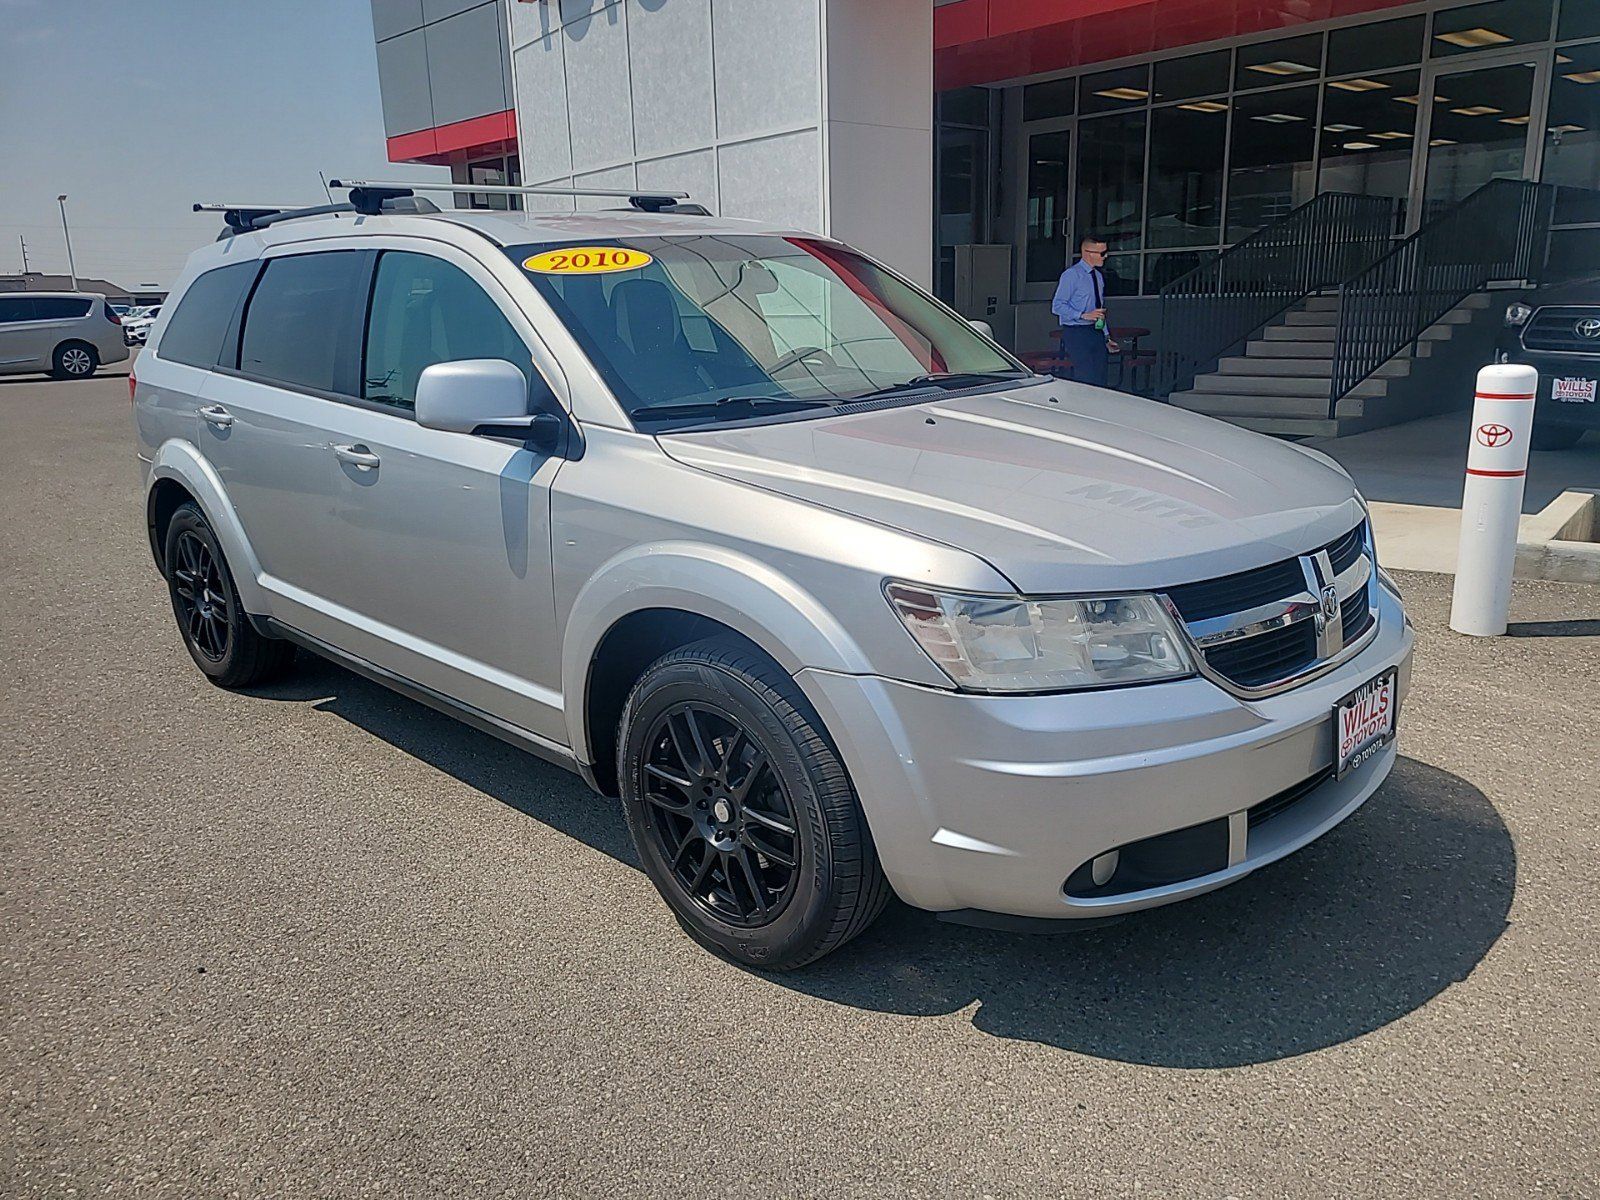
left=57, top=194, right=78, bottom=290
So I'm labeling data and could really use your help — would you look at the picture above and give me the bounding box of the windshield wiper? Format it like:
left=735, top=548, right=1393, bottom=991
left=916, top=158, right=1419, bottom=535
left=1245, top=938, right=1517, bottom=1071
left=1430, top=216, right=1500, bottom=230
left=851, top=370, right=1030, bottom=400
left=631, top=395, right=838, bottom=423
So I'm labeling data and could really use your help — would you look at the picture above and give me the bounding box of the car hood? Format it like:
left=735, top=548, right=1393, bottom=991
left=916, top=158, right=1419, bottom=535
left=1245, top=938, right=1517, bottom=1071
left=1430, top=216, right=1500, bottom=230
left=659, top=381, right=1365, bottom=594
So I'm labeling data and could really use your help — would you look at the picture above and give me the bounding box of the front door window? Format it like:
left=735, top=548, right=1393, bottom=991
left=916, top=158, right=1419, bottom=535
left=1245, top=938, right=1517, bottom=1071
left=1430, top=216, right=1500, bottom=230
left=1421, top=61, right=1540, bottom=214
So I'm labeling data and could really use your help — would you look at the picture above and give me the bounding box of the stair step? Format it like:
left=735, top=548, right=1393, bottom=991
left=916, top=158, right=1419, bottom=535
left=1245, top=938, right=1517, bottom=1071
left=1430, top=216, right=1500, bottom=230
left=1231, top=416, right=1346, bottom=438
left=1264, top=324, right=1336, bottom=341
left=1246, top=339, right=1342, bottom=358
left=1171, top=391, right=1366, bottom=420
left=1302, top=295, right=1342, bottom=312
left=1192, top=373, right=1387, bottom=399
left=1283, top=310, right=1339, bottom=327
left=1216, top=355, right=1412, bottom=379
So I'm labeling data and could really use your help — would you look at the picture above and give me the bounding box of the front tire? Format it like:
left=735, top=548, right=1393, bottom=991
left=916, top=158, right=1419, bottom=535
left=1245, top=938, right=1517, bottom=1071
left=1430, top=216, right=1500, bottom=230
left=618, top=638, right=890, bottom=969
left=163, top=503, right=295, bottom=688
left=51, top=341, right=97, bottom=380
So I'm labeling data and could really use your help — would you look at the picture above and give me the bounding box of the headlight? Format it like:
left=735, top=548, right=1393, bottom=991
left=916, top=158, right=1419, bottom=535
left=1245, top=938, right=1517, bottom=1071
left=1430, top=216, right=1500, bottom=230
left=1504, top=302, right=1533, bottom=327
left=884, top=583, right=1194, bottom=693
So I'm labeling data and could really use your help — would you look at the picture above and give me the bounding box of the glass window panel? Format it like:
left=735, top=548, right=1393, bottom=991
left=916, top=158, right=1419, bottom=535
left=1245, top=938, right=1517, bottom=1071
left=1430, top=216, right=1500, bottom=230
left=1024, top=129, right=1073, bottom=284
left=1327, top=16, right=1425, bottom=75
left=1319, top=69, right=1420, bottom=211
left=1544, top=227, right=1600, bottom=281
left=1423, top=61, right=1537, bottom=212
left=1153, top=49, right=1231, bottom=103
left=1146, top=101, right=1228, bottom=248
left=1076, top=112, right=1148, bottom=254
left=364, top=251, right=533, bottom=412
left=1544, top=42, right=1600, bottom=223
left=1227, top=85, right=1320, bottom=241
left=1559, top=1, right=1600, bottom=40
left=1081, top=64, right=1150, bottom=114
left=1235, top=34, right=1324, bottom=90
left=939, top=125, right=987, bottom=256
left=1431, top=0, right=1553, bottom=56
left=159, top=263, right=256, bottom=370
left=1145, top=249, right=1215, bottom=293
left=240, top=251, right=367, bottom=394
left=1102, top=252, right=1141, bottom=298
left=1022, top=78, right=1075, bottom=121
left=940, top=86, right=992, bottom=126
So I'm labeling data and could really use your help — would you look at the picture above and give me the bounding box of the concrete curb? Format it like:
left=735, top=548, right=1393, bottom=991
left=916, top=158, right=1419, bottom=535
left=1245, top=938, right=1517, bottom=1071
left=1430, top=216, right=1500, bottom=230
left=1369, top=490, right=1600, bottom=584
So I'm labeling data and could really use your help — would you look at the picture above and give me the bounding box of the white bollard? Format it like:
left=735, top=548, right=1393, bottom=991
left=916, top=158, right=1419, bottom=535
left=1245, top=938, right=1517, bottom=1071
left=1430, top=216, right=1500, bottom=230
left=1450, top=363, right=1538, bottom=636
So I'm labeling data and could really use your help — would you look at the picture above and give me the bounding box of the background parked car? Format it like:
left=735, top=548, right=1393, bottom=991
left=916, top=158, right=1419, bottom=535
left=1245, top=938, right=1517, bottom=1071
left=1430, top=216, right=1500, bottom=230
left=122, top=304, right=163, bottom=345
left=0, top=292, right=129, bottom=379
left=1498, top=273, right=1600, bottom=451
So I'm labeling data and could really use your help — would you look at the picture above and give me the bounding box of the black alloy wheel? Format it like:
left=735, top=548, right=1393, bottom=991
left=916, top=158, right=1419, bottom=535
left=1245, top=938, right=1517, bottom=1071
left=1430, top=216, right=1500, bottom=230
left=170, top=529, right=231, bottom=662
left=638, top=702, right=801, bottom=927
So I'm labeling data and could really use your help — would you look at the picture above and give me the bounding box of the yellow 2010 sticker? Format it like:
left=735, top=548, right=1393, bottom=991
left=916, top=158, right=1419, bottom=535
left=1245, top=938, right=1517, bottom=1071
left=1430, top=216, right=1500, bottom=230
left=522, top=246, right=653, bottom=275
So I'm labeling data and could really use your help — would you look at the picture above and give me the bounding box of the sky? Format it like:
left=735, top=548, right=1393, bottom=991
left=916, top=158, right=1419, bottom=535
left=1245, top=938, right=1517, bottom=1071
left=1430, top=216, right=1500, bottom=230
left=0, top=0, right=450, bottom=289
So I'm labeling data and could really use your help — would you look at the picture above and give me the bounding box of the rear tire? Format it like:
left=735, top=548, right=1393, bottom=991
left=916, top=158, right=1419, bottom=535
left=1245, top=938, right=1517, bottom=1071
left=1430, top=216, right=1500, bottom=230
left=618, top=637, right=890, bottom=969
left=51, top=341, right=97, bottom=380
left=1529, top=424, right=1585, bottom=451
left=163, top=503, right=295, bottom=688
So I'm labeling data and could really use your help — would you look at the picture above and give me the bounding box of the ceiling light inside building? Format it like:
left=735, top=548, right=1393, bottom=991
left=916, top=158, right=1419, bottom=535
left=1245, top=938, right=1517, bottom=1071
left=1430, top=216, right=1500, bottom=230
left=1499, top=115, right=1531, bottom=125
left=1329, top=78, right=1390, bottom=92
left=1451, top=105, right=1503, bottom=116
left=1324, top=122, right=1363, bottom=132
left=1430, top=138, right=1458, bottom=146
left=1343, top=142, right=1380, bottom=150
left=1371, top=130, right=1412, bottom=140
left=1562, top=70, right=1600, bottom=84
left=1178, top=100, right=1229, bottom=112
left=1395, top=95, right=1448, bottom=106
left=1094, top=87, right=1149, bottom=101
left=1551, top=124, right=1587, bottom=133
left=1252, top=112, right=1306, bottom=123
left=1247, top=60, right=1317, bottom=76
left=1435, top=27, right=1512, bottom=48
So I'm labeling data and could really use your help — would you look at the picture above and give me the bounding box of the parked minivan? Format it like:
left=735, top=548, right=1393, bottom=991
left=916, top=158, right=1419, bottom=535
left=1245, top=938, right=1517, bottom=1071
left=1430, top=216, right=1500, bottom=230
left=134, top=196, right=1412, bottom=968
left=0, top=292, right=130, bottom=379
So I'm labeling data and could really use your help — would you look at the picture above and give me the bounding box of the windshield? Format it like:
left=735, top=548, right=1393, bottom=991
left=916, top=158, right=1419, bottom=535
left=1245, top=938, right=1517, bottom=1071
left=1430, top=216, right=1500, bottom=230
left=508, top=235, right=1027, bottom=429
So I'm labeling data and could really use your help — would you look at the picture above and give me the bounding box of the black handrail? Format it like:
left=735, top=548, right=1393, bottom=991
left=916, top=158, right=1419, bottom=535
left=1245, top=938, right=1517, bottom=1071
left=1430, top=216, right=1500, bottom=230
left=1157, top=192, right=1398, bottom=399
left=1326, top=179, right=1557, bottom=417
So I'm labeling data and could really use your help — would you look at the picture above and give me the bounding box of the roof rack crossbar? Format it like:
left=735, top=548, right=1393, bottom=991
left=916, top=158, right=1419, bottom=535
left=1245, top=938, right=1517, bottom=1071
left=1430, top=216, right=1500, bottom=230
left=328, top=178, right=696, bottom=213
left=195, top=200, right=356, bottom=236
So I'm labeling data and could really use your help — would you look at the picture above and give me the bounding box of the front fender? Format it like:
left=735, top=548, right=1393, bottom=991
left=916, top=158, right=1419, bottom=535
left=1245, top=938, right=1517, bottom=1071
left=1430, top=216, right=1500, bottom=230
left=560, top=541, right=934, bottom=766
left=146, top=439, right=270, bottom=615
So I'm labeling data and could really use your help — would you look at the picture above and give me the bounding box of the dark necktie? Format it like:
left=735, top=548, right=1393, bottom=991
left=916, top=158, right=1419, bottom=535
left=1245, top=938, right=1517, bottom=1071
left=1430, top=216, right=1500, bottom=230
left=1092, top=267, right=1103, bottom=311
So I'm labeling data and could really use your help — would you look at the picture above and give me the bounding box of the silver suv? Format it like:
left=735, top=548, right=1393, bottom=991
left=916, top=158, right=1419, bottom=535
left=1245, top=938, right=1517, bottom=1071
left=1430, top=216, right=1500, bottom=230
left=134, top=194, right=1412, bottom=968
left=0, top=291, right=130, bottom=379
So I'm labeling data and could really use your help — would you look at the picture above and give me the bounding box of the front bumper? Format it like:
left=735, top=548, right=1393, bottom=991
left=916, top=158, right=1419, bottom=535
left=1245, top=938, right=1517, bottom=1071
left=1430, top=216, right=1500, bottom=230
left=1498, top=347, right=1600, bottom=431
left=797, top=580, right=1414, bottom=920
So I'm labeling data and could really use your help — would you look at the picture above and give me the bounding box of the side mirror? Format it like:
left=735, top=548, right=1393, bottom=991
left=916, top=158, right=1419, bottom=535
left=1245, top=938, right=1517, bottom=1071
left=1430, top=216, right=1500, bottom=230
left=968, top=319, right=995, bottom=341
left=415, top=358, right=561, bottom=451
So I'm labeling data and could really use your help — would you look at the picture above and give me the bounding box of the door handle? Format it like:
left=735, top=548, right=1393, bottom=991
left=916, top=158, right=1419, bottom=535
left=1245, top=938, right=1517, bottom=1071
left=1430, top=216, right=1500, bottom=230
left=198, top=404, right=234, bottom=429
left=332, top=443, right=380, bottom=469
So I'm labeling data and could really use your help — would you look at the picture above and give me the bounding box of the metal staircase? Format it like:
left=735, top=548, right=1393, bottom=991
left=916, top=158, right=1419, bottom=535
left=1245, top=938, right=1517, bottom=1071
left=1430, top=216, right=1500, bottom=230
left=1161, top=179, right=1560, bottom=438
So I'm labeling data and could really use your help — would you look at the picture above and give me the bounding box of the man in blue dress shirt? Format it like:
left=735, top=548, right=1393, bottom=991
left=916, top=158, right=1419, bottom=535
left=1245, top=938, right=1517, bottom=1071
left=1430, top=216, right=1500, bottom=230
left=1051, top=234, right=1119, bottom=388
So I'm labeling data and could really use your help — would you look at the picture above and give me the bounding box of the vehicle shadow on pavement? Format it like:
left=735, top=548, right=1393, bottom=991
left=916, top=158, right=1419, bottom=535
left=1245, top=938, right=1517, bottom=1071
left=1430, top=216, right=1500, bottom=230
left=255, top=660, right=1514, bottom=1069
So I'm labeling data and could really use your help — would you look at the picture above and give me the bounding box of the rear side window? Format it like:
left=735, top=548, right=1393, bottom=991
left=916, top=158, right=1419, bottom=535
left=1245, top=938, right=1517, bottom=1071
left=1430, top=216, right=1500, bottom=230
left=239, top=251, right=368, bottom=393
left=159, top=263, right=257, bottom=369
left=30, top=298, right=92, bottom=320
left=0, top=297, right=33, bottom=323
left=362, top=251, right=534, bottom=412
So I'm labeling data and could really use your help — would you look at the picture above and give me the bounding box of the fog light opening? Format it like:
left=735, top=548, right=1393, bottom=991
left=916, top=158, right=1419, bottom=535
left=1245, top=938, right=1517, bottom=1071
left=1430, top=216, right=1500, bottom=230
left=1090, top=850, right=1119, bottom=887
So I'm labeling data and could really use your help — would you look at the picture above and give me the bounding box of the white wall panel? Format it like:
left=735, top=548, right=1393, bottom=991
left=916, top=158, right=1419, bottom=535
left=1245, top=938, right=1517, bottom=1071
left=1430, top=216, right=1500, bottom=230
left=563, top=3, right=635, bottom=173
left=637, top=148, right=717, bottom=208
left=628, top=0, right=716, bottom=159
left=718, top=130, right=823, bottom=231
left=711, top=0, right=821, bottom=141
left=512, top=32, right=574, bottom=182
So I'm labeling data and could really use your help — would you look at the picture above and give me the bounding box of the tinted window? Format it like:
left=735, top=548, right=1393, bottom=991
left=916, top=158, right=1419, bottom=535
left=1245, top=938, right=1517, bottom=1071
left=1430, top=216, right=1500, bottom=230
left=1153, top=50, right=1231, bottom=102
left=160, top=263, right=257, bottom=369
left=363, top=252, right=534, bottom=412
left=1327, top=16, right=1425, bottom=75
left=32, top=297, right=92, bottom=320
left=1235, top=34, right=1323, bottom=90
left=0, top=297, right=34, bottom=323
left=240, top=251, right=367, bottom=393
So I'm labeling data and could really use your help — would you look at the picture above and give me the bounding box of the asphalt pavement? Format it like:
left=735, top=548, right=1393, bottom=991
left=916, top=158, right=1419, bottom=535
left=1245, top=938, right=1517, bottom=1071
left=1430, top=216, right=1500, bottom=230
left=4, top=363, right=1598, bottom=1198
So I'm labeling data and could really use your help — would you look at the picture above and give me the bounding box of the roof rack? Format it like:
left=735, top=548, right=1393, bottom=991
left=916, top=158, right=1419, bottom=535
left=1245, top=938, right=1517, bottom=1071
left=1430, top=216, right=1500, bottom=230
left=327, top=178, right=708, bottom=215
left=194, top=195, right=440, bottom=238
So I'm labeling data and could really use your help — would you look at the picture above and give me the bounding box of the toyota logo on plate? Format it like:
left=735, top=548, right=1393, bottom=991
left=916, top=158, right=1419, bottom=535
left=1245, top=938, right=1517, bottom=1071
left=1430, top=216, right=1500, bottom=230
left=1476, top=423, right=1514, bottom=447
left=1576, top=317, right=1600, bottom=340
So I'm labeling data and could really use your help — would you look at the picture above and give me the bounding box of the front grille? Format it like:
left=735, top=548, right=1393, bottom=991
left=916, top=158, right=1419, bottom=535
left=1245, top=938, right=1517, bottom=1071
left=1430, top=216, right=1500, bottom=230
left=1204, top=620, right=1318, bottom=689
left=1165, top=520, right=1374, bottom=694
left=1165, top=559, right=1306, bottom=622
left=1522, top=306, right=1600, bottom=354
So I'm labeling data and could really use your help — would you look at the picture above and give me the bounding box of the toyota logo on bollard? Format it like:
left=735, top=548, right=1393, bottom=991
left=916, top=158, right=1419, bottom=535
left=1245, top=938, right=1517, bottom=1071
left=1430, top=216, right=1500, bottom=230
left=1475, top=422, right=1513, bottom=447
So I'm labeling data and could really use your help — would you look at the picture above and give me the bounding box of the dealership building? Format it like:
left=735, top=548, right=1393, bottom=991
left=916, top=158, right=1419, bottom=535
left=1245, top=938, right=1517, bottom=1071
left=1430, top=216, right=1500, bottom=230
left=369, top=0, right=1599, bottom=436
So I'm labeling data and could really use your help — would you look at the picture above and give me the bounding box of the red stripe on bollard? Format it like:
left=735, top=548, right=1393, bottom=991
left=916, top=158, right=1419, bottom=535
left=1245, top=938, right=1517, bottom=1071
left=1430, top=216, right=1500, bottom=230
left=1474, top=392, right=1536, bottom=400
left=1465, top=468, right=1526, bottom=478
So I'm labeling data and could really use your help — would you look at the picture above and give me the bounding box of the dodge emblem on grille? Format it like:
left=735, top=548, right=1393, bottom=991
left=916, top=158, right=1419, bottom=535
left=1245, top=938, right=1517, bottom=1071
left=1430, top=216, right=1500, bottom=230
left=1577, top=317, right=1600, bottom=340
left=1320, top=583, right=1340, bottom=624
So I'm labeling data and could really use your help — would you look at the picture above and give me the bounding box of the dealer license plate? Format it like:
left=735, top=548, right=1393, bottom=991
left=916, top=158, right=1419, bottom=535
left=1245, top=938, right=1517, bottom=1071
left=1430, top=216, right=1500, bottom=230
left=1552, top=377, right=1597, bottom=404
left=1334, top=668, right=1397, bottom=779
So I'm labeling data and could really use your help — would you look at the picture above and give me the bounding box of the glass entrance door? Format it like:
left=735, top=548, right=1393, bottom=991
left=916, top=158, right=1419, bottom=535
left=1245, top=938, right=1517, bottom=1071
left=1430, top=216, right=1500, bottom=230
left=1017, top=118, right=1075, bottom=299
left=1416, top=57, right=1545, bottom=220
